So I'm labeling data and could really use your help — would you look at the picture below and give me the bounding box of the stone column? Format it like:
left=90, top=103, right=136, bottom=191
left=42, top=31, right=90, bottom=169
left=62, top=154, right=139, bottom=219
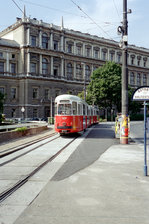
left=50, top=32, right=53, bottom=50
left=60, top=34, right=64, bottom=51
left=6, top=52, right=9, bottom=73
left=91, top=45, right=94, bottom=58
left=74, top=41, right=76, bottom=55
left=74, top=62, right=76, bottom=79
left=51, top=56, right=53, bottom=76
left=61, top=57, right=64, bottom=77
left=39, top=54, right=42, bottom=75
left=27, top=52, right=30, bottom=75
left=27, top=26, right=30, bottom=45
left=83, top=43, right=85, bottom=57
left=39, top=30, right=42, bottom=48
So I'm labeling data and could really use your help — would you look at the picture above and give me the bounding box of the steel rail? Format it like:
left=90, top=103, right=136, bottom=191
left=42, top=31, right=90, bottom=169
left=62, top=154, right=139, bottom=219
left=0, top=134, right=60, bottom=166
left=0, top=132, right=57, bottom=158
left=0, top=136, right=77, bottom=203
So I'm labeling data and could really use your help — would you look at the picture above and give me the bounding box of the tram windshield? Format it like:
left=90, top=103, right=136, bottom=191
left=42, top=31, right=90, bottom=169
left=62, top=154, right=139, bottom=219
left=58, top=103, right=72, bottom=115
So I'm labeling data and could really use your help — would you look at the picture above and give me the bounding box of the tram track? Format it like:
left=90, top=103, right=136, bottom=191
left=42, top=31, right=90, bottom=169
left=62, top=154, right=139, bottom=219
left=0, top=135, right=78, bottom=203
left=0, top=134, right=60, bottom=166
left=0, top=132, right=57, bottom=158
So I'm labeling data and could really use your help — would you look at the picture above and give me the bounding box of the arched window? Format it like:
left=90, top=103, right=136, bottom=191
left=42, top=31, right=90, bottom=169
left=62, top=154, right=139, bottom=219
left=42, top=33, right=48, bottom=49
left=67, top=63, right=73, bottom=80
left=143, top=74, right=147, bottom=85
left=42, top=58, right=48, bottom=74
left=137, top=73, right=141, bottom=86
left=76, top=64, right=82, bottom=79
left=130, top=72, right=135, bottom=85
left=85, top=65, right=91, bottom=80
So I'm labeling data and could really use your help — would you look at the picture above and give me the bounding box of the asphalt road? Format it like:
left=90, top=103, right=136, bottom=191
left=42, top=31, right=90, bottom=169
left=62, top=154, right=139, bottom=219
left=52, top=123, right=119, bottom=181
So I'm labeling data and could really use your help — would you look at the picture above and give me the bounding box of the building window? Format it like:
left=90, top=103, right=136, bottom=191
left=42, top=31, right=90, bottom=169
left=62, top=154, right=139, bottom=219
left=31, top=35, right=36, bottom=47
left=86, top=48, right=91, bottom=57
left=137, top=73, right=141, bottom=86
left=102, top=51, right=107, bottom=60
left=85, top=65, right=91, bottom=80
left=42, top=58, right=48, bottom=74
left=144, top=61, right=146, bottom=67
left=10, top=63, right=16, bottom=73
left=12, top=54, right=15, bottom=59
left=137, top=60, right=140, bottom=66
left=94, top=50, right=99, bottom=59
left=67, top=63, right=73, bottom=80
left=33, top=108, right=38, bottom=118
left=54, top=40, right=58, bottom=50
left=0, top=62, right=4, bottom=72
left=32, top=88, right=38, bottom=99
left=11, top=87, right=17, bottom=99
left=54, top=66, right=58, bottom=77
left=77, top=46, right=81, bottom=55
left=0, top=52, right=3, bottom=58
left=76, top=64, right=82, bottom=78
left=131, top=58, right=134, bottom=65
left=67, top=44, right=73, bottom=53
left=42, top=33, right=48, bottom=49
left=117, top=54, right=121, bottom=63
left=143, top=74, right=147, bottom=85
left=110, top=53, right=114, bottom=61
left=31, top=63, right=36, bottom=73
left=44, top=89, right=50, bottom=100
left=0, top=87, right=4, bottom=94
left=130, top=72, right=135, bottom=85
left=11, top=108, right=16, bottom=118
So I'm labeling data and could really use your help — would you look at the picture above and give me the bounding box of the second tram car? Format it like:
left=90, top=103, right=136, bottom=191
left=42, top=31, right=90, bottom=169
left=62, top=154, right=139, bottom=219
left=54, top=94, right=99, bottom=134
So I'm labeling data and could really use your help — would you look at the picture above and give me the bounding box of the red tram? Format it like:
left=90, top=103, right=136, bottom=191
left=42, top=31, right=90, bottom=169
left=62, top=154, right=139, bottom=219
left=54, top=94, right=99, bottom=134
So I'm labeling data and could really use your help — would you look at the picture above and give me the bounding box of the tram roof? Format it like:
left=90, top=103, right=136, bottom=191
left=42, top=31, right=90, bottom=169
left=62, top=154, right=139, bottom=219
left=55, top=94, right=86, bottom=104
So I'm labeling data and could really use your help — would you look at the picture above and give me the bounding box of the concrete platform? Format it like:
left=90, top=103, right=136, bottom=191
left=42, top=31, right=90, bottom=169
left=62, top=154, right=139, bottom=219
left=1, top=123, right=149, bottom=224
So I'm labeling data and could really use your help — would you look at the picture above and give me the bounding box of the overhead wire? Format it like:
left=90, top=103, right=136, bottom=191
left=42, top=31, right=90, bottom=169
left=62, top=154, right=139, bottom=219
left=12, top=0, right=24, bottom=14
left=112, top=0, right=121, bottom=21
left=70, top=0, right=114, bottom=40
left=18, top=0, right=87, bottom=18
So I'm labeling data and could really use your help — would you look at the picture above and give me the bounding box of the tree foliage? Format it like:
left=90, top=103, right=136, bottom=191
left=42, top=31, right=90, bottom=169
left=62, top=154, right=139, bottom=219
left=79, top=61, right=141, bottom=114
left=87, top=61, right=122, bottom=111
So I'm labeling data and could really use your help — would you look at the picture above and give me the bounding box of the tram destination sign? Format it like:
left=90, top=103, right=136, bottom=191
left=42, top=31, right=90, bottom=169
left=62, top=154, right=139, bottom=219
left=132, top=86, right=149, bottom=101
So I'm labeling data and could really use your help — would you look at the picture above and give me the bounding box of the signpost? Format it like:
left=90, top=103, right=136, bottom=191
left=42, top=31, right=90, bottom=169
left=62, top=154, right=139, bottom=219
left=132, top=86, right=149, bottom=176
left=21, top=107, right=25, bottom=120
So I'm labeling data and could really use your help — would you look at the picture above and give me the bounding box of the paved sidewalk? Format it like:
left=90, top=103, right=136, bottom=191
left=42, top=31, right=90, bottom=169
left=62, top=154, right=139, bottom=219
left=12, top=125, right=149, bottom=224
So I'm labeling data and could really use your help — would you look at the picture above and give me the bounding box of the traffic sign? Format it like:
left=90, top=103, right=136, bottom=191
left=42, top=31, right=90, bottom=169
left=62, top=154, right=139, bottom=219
left=132, top=86, right=149, bottom=101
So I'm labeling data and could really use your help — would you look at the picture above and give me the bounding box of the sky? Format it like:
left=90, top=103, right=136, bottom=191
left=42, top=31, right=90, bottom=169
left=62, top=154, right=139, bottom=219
left=0, top=0, right=149, bottom=49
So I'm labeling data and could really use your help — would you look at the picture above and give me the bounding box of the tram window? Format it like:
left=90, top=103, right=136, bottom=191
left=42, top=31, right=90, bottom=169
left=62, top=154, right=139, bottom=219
left=87, top=107, right=90, bottom=115
left=78, top=104, right=81, bottom=115
left=65, top=104, right=71, bottom=115
left=72, top=101, right=77, bottom=115
left=91, top=109, right=93, bottom=116
left=58, top=104, right=71, bottom=115
left=83, top=104, right=86, bottom=115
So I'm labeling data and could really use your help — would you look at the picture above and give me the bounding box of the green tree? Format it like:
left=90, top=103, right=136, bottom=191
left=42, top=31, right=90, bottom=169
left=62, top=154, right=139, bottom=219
left=79, top=61, right=141, bottom=117
left=87, top=61, right=122, bottom=112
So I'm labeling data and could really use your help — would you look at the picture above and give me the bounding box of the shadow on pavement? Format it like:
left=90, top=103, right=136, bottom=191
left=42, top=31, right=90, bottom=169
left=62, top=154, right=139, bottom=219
left=52, top=123, right=118, bottom=181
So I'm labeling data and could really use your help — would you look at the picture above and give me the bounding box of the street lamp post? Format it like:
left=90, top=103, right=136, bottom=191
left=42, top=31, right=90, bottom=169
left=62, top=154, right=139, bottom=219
left=21, top=106, right=25, bottom=121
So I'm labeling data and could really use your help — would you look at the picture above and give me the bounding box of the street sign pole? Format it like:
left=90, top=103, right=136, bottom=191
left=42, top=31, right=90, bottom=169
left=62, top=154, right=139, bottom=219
left=144, top=101, right=147, bottom=176
left=132, top=86, right=149, bottom=176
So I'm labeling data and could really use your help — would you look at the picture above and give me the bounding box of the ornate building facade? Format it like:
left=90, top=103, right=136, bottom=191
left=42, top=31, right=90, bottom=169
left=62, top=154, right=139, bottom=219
left=0, top=15, right=149, bottom=119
